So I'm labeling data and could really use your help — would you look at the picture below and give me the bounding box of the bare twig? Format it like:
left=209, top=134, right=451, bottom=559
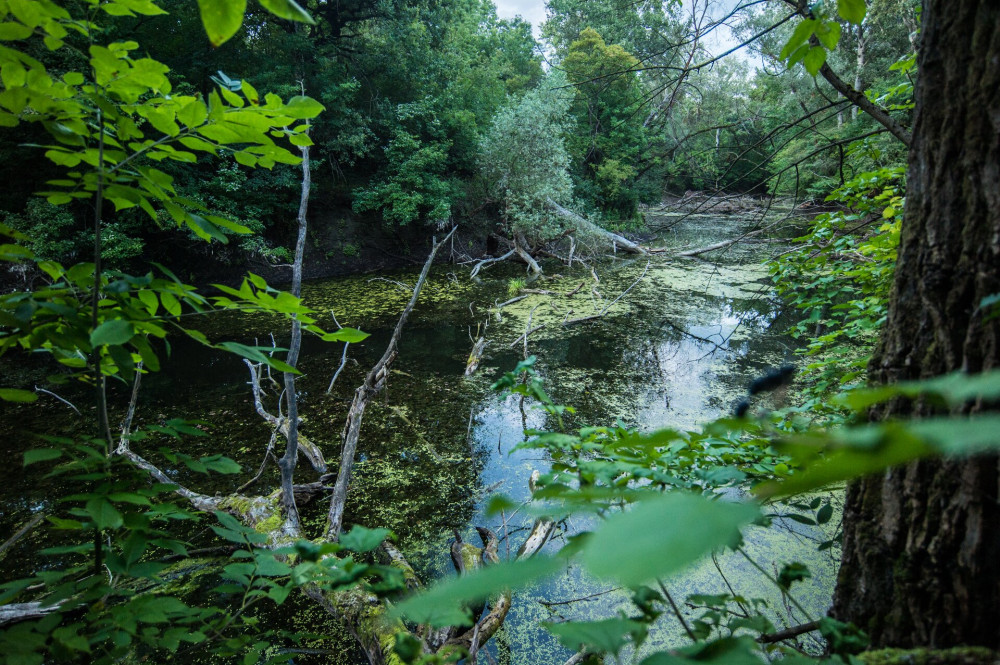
left=236, top=428, right=279, bottom=493
left=33, top=387, right=81, bottom=415
left=327, top=342, right=351, bottom=392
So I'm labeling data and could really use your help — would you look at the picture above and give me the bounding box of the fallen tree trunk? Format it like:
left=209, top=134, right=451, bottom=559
left=676, top=217, right=787, bottom=258
left=546, top=199, right=648, bottom=255
left=514, top=237, right=543, bottom=274
left=0, top=602, right=59, bottom=627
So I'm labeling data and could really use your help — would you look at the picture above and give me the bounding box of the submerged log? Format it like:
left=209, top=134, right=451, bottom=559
left=465, top=336, right=487, bottom=376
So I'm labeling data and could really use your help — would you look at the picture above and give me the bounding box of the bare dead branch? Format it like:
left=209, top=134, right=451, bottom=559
left=33, top=387, right=81, bottom=415
left=470, top=249, right=516, bottom=279
left=547, top=199, right=647, bottom=255
left=565, top=261, right=650, bottom=325
left=759, top=620, right=821, bottom=644
left=0, top=512, right=46, bottom=562
left=325, top=227, right=458, bottom=541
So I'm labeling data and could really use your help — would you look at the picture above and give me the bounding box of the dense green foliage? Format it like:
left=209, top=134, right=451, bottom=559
left=478, top=71, right=574, bottom=241
left=3, top=0, right=997, bottom=664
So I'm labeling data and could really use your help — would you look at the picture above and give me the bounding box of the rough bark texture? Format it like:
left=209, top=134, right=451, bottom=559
left=832, top=0, right=1000, bottom=649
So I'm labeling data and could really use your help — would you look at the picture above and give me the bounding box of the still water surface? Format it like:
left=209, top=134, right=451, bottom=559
left=1, top=211, right=837, bottom=663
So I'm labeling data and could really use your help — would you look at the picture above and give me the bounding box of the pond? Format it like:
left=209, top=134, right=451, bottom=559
left=0, top=209, right=838, bottom=663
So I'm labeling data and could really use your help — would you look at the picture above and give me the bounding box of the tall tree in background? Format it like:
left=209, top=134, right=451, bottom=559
left=833, top=0, right=1000, bottom=648
left=564, top=28, right=647, bottom=219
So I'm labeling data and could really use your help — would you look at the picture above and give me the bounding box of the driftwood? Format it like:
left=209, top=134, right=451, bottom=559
left=465, top=336, right=487, bottom=376
left=465, top=320, right=489, bottom=376
left=546, top=199, right=647, bottom=255
left=325, top=227, right=457, bottom=541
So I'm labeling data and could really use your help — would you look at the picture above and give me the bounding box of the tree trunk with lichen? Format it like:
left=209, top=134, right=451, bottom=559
left=832, top=0, right=1000, bottom=649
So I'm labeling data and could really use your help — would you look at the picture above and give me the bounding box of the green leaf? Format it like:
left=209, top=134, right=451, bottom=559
left=1, top=388, right=38, bottom=403
left=187, top=214, right=229, bottom=243
left=816, top=503, right=834, bottom=525
left=217, top=342, right=297, bottom=373
left=202, top=455, right=241, bottom=474
left=639, top=637, right=769, bottom=665
left=391, top=556, right=563, bottom=627
left=780, top=19, right=816, bottom=61
left=90, top=319, right=134, bottom=346
left=815, top=21, right=841, bottom=50
left=321, top=327, right=369, bottom=343
left=484, top=494, right=517, bottom=516
left=283, top=95, right=324, bottom=119
left=257, top=0, right=314, bottom=23
left=777, top=562, right=811, bottom=590
left=253, top=552, right=291, bottom=576
left=545, top=617, right=647, bottom=657
left=837, top=0, right=866, bottom=24
left=196, top=0, right=247, bottom=47
left=339, top=525, right=392, bottom=553
left=85, top=498, right=124, bottom=530
left=763, top=415, right=1000, bottom=498
left=835, top=370, right=1000, bottom=411
left=803, top=47, right=827, bottom=76
left=24, top=448, right=61, bottom=465
left=580, top=493, right=759, bottom=586
left=160, top=290, right=181, bottom=316
left=0, top=22, right=35, bottom=40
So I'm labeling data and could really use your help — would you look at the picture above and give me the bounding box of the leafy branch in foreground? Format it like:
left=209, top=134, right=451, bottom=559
left=388, top=363, right=1000, bottom=665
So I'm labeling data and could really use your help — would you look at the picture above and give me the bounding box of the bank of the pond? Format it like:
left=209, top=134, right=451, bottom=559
left=0, top=208, right=837, bottom=664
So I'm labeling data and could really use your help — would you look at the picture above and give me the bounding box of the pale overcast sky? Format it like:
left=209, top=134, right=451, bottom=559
left=493, top=0, right=547, bottom=36
left=492, top=0, right=745, bottom=58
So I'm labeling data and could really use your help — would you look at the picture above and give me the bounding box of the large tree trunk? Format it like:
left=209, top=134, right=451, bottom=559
left=832, top=0, right=1000, bottom=649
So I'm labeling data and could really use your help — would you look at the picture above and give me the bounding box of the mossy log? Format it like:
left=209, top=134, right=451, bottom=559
left=859, top=647, right=1000, bottom=665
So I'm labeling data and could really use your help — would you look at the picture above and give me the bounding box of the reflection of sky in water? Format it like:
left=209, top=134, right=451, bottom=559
left=0, top=211, right=836, bottom=665
left=458, top=216, right=835, bottom=664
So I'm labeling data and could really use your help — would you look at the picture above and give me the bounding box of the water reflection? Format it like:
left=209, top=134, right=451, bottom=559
left=0, top=212, right=836, bottom=664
